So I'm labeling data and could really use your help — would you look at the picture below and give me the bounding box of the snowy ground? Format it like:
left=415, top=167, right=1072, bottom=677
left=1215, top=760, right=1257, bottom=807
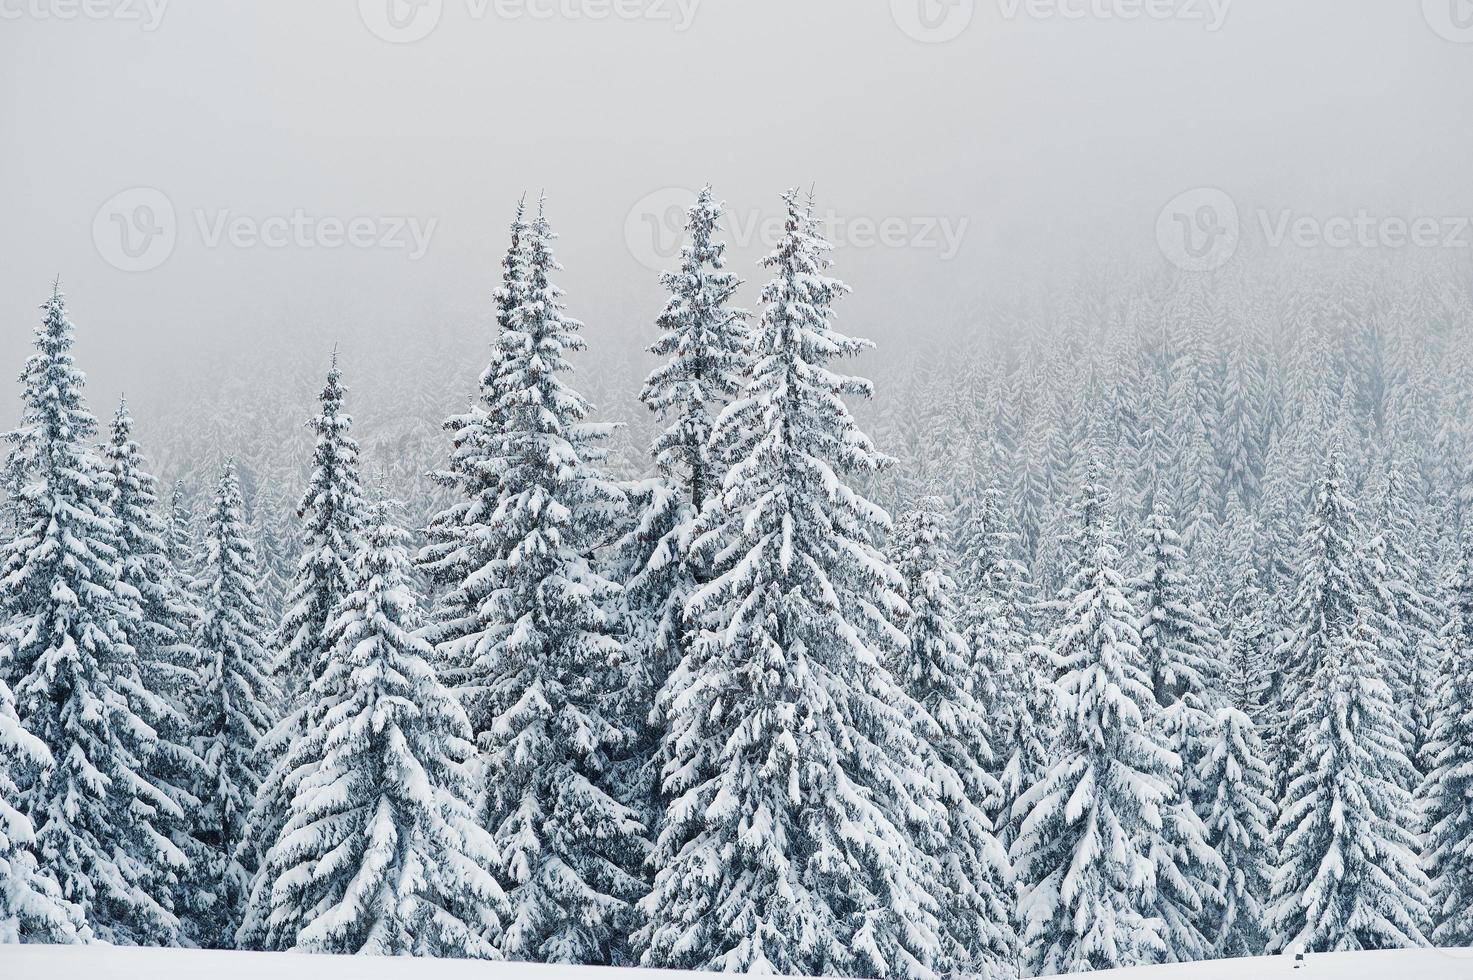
left=3, top=945, right=1472, bottom=980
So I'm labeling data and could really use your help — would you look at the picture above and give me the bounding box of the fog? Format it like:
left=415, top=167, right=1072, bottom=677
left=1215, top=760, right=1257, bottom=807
left=1, top=1, right=1470, bottom=439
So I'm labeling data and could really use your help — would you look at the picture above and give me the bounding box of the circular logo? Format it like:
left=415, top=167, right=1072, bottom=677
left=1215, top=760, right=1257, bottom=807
left=1423, top=0, right=1473, bottom=42
left=624, top=186, right=699, bottom=273
left=359, top=0, right=443, bottom=43
left=891, top=0, right=975, bottom=44
left=92, top=186, right=177, bottom=273
left=1156, top=187, right=1240, bottom=272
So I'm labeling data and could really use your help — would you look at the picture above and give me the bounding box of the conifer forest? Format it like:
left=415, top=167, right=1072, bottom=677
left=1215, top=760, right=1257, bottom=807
left=3, top=4, right=1472, bottom=979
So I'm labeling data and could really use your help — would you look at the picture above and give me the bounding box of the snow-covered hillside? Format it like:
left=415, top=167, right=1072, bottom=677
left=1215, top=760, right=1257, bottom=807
left=3, top=946, right=1472, bottom=980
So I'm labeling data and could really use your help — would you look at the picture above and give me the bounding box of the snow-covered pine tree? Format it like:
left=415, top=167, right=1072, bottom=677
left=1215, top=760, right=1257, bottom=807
left=953, top=486, right=1053, bottom=851
left=102, top=399, right=213, bottom=944
left=1199, top=704, right=1275, bottom=958
left=1420, top=532, right=1473, bottom=947
left=1010, top=476, right=1175, bottom=975
left=195, top=461, right=278, bottom=949
left=0, top=284, right=183, bottom=944
left=616, top=184, right=749, bottom=828
left=240, top=355, right=364, bottom=947
left=892, top=500, right=1016, bottom=978
left=166, top=480, right=201, bottom=600
left=419, top=199, right=528, bottom=659
left=1131, top=506, right=1226, bottom=964
left=1270, top=451, right=1365, bottom=790
left=641, top=190, right=947, bottom=979
left=1268, top=605, right=1429, bottom=952
left=0, top=670, right=89, bottom=943
left=445, top=199, right=644, bottom=965
left=251, top=494, right=507, bottom=956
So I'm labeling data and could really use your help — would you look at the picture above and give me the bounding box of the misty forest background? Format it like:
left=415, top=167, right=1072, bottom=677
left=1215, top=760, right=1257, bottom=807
left=2, top=185, right=1473, bottom=978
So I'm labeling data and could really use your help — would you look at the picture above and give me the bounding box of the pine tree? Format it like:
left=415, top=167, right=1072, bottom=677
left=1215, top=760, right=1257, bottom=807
left=1010, top=478, right=1174, bottom=975
left=250, top=496, right=506, bottom=956
left=954, top=487, right=1052, bottom=851
left=1420, top=534, right=1473, bottom=947
left=640, top=190, right=947, bottom=979
left=443, top=199, right=644, bottom=965
left=0, top=671, right=89, bottom=943
left=1199, top=705, right=1275, bottom=958
left=0, top=284, right=183, bottom=944
left=617, top=185, right=749, bottom=830
left=240, top=356, right=364, bottom=945
left=196, top=461, right=278, bottom=948
left=102, top=399, right=212, bottom=944
left=1268, top=606, right=1429, bottom=952
left=419, top=200, right=529, bottom=656
left=892, top=501, right=1016, bottom=978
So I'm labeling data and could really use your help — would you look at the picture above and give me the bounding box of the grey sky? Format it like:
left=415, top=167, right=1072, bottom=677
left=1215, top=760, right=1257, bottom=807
left=2, top=1, right=1470, bottom=422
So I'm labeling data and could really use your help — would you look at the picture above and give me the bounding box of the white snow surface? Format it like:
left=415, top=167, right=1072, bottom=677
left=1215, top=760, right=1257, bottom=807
left=2, top=945, right=1472, bottom=980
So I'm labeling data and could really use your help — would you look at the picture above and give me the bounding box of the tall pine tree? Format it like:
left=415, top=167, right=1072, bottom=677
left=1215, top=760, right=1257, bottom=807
left=641, top=190, right=948, bottom=979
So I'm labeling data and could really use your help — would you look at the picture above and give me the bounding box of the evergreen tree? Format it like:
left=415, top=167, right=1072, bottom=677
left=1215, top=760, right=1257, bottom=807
left=102, top=399, right=212, bottom=944
left=955, top=487, right=1052, bottom=851
left=250, top=497, right=507, bottom=956
left=0, top=284, right=182, bottom=944
left=617, top=185, right=749, bottom=829
left=1420, top=534, right=1473, bottom=947
left=419, top=200, right=529, bottom=656
left=641, top=190, right=947, bottom=979
left=892, top=501, right=1016, bottom=978
left=0, top=671, right=89, bottom=943
left=444, top=199, right=644, bottom=965
left=240, top=355, right=364, bottom=944
left=196, top=461, right=278, bottom=948
left=1010, top=478, right=1174, bottom=975
left=1268, top=607, right=1429, bottom=952
left=1199, top=705, right=1275, bottom=958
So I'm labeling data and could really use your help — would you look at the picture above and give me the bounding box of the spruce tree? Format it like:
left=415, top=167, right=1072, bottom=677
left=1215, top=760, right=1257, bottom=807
left=1010, top=478, right=1174, bottom=974
left=641, top=190, right=947, bottom=979
left=1132, top=506, right=1226, bottom=963
left=954, top=487, right=1052, bottom=850
left=1268, top=606, right=1429, bottom=952
left=617, top=185, right=749, bottom=827
left=196, top=461, right=278, bottom=948
left=250, top=496, right=507, bottom=956
left=1420, top=534, right=1473, bottom=946
left=419, top=200, right=528, bottom=657
left=240, top=355, right=364, bottom=945
left=444, top=199, right=644, bottom=965
left=0, top=671, right=89, bottom=943
left=1199, top=704, right=1275, bottom=958
left=892, top=500, right=1016, bottom=978
left=102, top=399, right=212, bottom=944
left=0, top=284, right=182, bottom=944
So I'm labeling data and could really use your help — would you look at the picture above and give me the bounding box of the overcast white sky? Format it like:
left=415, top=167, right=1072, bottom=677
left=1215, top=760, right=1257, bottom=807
left=2, top=1, right=1471, bottom=416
